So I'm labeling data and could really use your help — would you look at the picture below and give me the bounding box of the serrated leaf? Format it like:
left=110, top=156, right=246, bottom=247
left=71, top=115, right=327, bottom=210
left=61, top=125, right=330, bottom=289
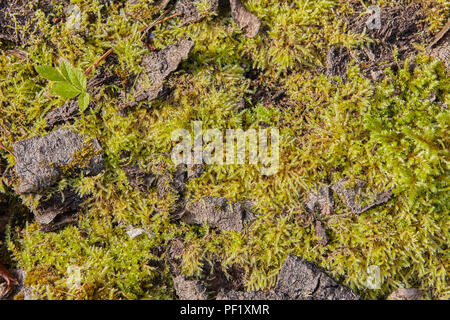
left=58, top=59, right=72, bottom=82
left=68, top=68, right=87, bottom=91
left=35, top=65, right=66, bottom=82
left=78, top=92, right=90, bottom=111
left=50, top=82, right=81, bottom=99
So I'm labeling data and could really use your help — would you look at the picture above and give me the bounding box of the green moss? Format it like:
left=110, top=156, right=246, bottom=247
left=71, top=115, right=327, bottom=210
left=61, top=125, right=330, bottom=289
left=0, top=0, right=448, bottom=300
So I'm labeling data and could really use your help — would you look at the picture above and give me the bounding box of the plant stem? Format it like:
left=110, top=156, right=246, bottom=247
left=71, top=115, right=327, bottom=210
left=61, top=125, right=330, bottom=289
left=84, top=48, right=114, bottom=76
left=139, top=12, right=180, bottom=41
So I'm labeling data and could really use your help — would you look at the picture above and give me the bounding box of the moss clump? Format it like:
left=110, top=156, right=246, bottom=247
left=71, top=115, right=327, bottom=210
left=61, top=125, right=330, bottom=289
left=0, top=0, right=448, bottom=300
left=61, top=140, right=102, bottom=175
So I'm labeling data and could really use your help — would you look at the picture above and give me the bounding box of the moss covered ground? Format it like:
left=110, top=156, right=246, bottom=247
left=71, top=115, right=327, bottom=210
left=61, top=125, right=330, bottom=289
left=0, top=0, right=448, bottom=299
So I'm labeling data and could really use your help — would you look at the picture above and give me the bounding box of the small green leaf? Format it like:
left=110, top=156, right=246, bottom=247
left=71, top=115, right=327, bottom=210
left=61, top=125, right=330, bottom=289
left=68, top=68, right=87, bottom=90
left=35, top=65, right=66, bottom=82
left=78, top=92, right=90, bottom=111
left=58, top=59, right=72, bottom=82
left=50, top=82, right=81, bottom=99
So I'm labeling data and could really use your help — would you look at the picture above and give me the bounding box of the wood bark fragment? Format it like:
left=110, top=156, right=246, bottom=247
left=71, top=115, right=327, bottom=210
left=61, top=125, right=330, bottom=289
left=229, top=0, right=261, bottom=38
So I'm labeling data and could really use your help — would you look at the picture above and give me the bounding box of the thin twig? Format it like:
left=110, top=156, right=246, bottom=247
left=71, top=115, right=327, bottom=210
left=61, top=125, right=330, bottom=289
left=0, top=141, right=15, bottom=159
left=139, top=12, right=180, bottom=41
left=83, top=48, right=114, bottom=76
left=427, top=19, right=450, bottom=50
left=139, top=10, right=168, bottom=35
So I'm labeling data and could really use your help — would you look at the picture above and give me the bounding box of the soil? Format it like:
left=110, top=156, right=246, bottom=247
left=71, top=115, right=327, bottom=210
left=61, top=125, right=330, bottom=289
left=153, top=162, right=205, bottom=218
left=173, top=0, right=261, bottom=38
left=158, top=0, right=172, bottom=11
left=0, top=200, right=12, bottom=237
left=314, top=220, right=328, bottom=247
left=0, top=184, right=33, bottom=237
left=203, top=261, right=245, bottom=296
left=156, top=164, right=187, bottom=200
left=0, top=0, right=36, bottom=44
left=217, top=289, right=286, bottom=300
left=327, top=3, right=430, bottom=80
left=0, top=269, right=34, bottom=300
left=0, top=0, right=68, bottom=46
left=305, top=185, right=335, bottom=216
left=0, top=179, right=33, bottom=298
left=122, top=162, right=157, bottom=193
left=86, top=68, right=120, bottom=98
left=326, top=45, right=351, bottom=79
left=303, top=185, right=334, bottom=246
left=166, top=238, right=246, bottom=299
left=243, top=67, right=296, bottom=111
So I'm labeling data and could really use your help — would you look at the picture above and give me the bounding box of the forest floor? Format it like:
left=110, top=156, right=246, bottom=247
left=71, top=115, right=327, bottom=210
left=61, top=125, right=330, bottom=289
left=0, top=0, right=448, bottom=300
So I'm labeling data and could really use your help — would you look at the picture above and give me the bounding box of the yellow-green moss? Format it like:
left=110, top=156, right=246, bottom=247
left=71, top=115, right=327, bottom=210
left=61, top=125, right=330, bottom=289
left=0, top=0, right=448, bottom=300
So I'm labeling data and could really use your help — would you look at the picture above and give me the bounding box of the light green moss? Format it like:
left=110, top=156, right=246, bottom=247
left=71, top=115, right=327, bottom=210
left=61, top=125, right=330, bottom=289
left=0, top=0, right=448, bottom=300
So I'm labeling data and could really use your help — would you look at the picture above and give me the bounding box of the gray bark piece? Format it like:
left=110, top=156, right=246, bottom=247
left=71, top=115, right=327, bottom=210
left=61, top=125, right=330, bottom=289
left=173, top=275, right=208, bottom=300
left=332, top=178, right=393, bottom=215
left=230, top=0, right=261, bottom=38
left=34, top=186, right=85, bottom=228
left=387, top=288, right=423, bottom=300
left=305, top=185, right=334, bottom=215
left=132, top=39, right=195, bottom=104
left=156, top=164, right=187, bottom=199
left=314, top=220, right=328, bottom=246
left=182, top=196, right=253, bottom=232
left=45, top=100, right=82, bottom=128
left=275, top=255, right=359, bottom=300
left=13, top=128, right=104, bottom=194
left=216, top=255, right=358, bottom=300
left=122, top=162, right=156, bottom=193
left=174, top=0, right=260, bottom=37
left=428, top=23, right=449, bottom=70
left=332, top=179, right=368, bottom=214
left=176, top=0, right=219, bottom=26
